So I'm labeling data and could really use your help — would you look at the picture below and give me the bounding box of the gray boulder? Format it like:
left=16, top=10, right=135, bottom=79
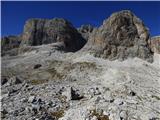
left=62, top=87, right=83, bottom=101
left=81, top=10, right=153, bottom=62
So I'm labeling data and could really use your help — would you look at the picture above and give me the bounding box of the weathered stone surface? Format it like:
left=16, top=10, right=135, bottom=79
left=20, top=18, right=86, bottom=52
left=82, top=10, right=153, bottom=62
left=150, top=36, right=160, bottom=54
left=78, top=24, right=94, bottom=41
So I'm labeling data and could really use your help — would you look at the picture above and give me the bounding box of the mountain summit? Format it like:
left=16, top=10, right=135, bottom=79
left=81, top=10, right=153, bottom=62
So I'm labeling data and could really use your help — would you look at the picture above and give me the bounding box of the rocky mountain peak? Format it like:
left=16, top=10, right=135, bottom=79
left=20, top=18, right=86, bottom=52
left=82, top=10, right=153, bottom=62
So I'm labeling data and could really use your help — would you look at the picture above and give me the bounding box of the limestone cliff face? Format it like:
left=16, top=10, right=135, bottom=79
left=81, top=10, right=153, bottom=62
left=150, top=36, right=160, bottom=54
left=20, top=18, right=86, bottom=52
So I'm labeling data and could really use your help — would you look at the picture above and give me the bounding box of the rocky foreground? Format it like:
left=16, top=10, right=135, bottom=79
left=1, top=10, right=160, bottom=120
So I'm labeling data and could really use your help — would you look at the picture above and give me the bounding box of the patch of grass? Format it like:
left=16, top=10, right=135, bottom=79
left=30, top=79, right=48, bottom=85
left=47, top=67, right=65, bottom=80
left=47, top=60, right=97, bottom=80
left=63, top=61, right=97, bottom=72
left=72, top=62, right=96, bottom=69
left=57, top=95, right=67, bottom=103
left=3, top=68, right=17, bottom=77
left=90, top=109, right=110, bottom=120
left=48, top=60, right=63, bottom=67
left=50, top=109, right=64, bottom=119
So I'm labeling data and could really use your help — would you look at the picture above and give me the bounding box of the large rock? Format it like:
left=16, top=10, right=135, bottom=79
left=150, top=36, right=160, bottom=54
left=62, top=87, right=83, bottom=101
left=1, top=35, right=21, bottom=56
left=20, top=18, right=86, bottom=52
left=81, top=10, right=153, bottom=62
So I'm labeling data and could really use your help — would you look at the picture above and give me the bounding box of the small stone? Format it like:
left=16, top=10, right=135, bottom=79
left=25, top=107, right=31, bottom=113
left=31, top=104, right=41, bottom=114
left=88, top=87, right=101, bottom=97
left=32, top=107, right=38, bottom=115
left=71, top=87, right=83, bottom=100
left=91, top=116, right=98, bottom=120
left=88, top=88, right=95, bottom=97
left=13, top=110, right=19, bottom=116
left=19, top=107, right=25, bottom=113
left=8, top=88, right=18, bottom=95
left=59, top=87, right=65, bottom=94
left=120, top=111, right=127, bottom=120
left=1, top=109, right=8, bottom=118
left=1, top=78, right=8, bottom=85
left=33, top=64, right=42, bottom=69
left=28, top=96, right=36, bottom=103
left=129, top=90, right=136, bottom=96
left=85, top=118, right=90, bottom=120
left=20, top=98, right=28, bottom=103
left=103, top=111, right=109, bottom=116
left=27, top=86, right=34, bottom=91
left=47, top=101, right=56, bottom=107
left=62, top=87, right=83, bottom=101
left=95, top=96, right=102, bottom=104
left=37, top=98, right=42, bottom=103
left=100, top=87, right=110, bottom=93
left=103, top=92, right=114, bottom=103
left=114, top=98, right=124, bottom=105
left=95, top=87, right=101, bottom=95
left=109, top=99, right=114, bottom=103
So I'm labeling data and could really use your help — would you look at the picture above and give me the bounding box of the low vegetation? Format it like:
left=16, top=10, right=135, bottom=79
left=30, top=79, right=48, bottom=85
left=50, top=109, right=65, bottom=119
left=90, top=109, right=110, bottom=120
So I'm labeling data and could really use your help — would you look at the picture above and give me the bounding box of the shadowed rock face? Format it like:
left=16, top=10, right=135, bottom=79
left=20, top=18, right=86, bottom=52
left=82, top=10, right=153, bottom=62
left=1, top=35, right=21, bottom=56
left=150, top=36, right=160, bottom=54
left=1, top=35, right=21, bottom=50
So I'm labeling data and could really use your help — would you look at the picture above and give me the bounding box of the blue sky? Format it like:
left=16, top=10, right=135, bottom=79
left=1, top=1, right=160, bottom=37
